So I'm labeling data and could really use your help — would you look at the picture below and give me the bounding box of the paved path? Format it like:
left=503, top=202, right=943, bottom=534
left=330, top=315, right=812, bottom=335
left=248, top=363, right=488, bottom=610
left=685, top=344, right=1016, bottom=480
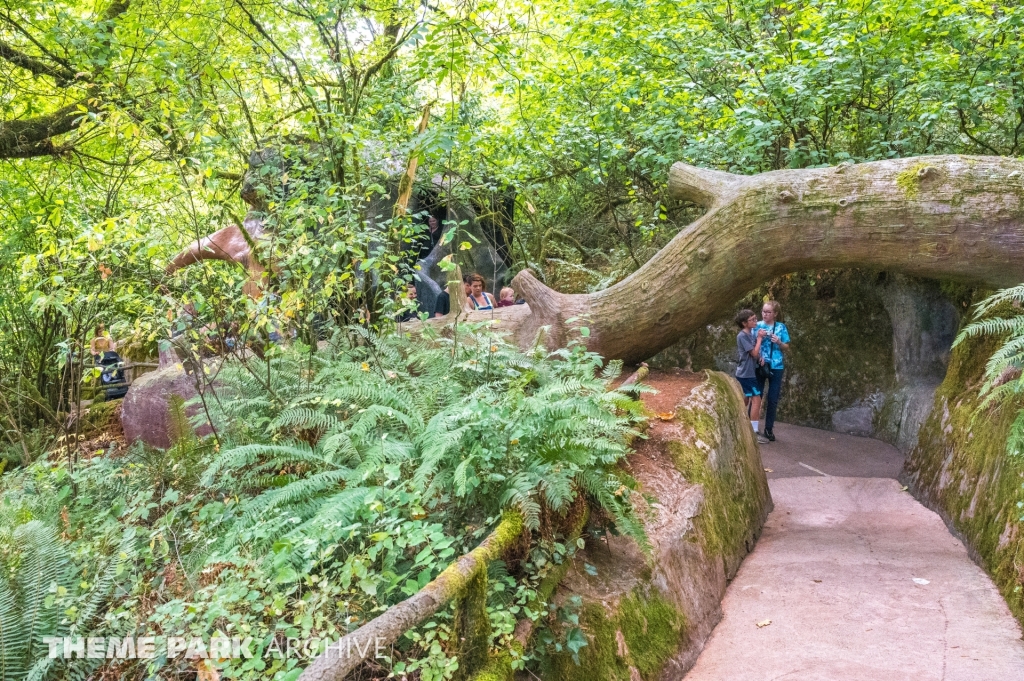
left=685, top=423, right=1024, bottom=680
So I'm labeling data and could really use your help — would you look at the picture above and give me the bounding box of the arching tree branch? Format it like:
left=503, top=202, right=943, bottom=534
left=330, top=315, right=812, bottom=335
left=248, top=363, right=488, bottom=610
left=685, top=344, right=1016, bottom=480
left=0, top=39, right=76, bottom=83
left=433, top=155, right=1024, bottom=364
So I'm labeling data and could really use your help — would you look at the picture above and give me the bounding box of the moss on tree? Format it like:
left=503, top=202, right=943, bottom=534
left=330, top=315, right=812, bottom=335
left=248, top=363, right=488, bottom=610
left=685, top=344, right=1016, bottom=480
left=895, top=162, right=932, bottom=198
left=453, top=568, right=491, bottom=681
left=80, top=400, right=120, bottom=437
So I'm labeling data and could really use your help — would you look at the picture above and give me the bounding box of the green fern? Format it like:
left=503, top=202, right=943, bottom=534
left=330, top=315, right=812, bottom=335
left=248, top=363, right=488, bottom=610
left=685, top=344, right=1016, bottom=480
left=200, top=324, right=649, bottom=579
left=954, top=286, right=1024, bottom=457
left=0, top=521, right=71, bottom=681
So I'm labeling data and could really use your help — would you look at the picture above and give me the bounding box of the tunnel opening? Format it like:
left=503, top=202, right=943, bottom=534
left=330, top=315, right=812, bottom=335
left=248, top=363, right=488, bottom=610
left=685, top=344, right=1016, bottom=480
left=647, top=269, right=971, bottom=453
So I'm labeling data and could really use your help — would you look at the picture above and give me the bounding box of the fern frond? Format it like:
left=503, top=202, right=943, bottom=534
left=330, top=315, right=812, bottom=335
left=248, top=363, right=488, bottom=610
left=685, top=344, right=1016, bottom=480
left=0, top=577, right=23, bottom=680
left=203, top=442, right=319, bottom=485
left=955, top=315, right=1024, bottom=346
left=239, top=469, right=352, bottom=523
left=0, top=521, right=71, bottom=679
left=270, top=408, right=339, bottom=435
left=284, top=486, right=378, bottom=542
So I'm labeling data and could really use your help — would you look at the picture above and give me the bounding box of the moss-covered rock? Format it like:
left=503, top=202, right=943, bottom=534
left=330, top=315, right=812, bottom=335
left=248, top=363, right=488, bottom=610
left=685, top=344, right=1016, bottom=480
left=667, top=374, right=772, bottom=570
left=536, top=371, right=771, bottom=681
left=542, top=588, right=686, bottom=681
left=80, top=400, right=121, bottom=437
left=901, top=322, right=1024, bottom=626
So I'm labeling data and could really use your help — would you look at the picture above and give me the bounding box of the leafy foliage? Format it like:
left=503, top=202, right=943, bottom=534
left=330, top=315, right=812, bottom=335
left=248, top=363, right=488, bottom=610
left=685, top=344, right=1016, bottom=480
left=3, top=0, right=1024, bottom=677
left=3, top=0, right=1024, bottom=443
left=0, top=522, right=70, bottom=680
left=0, top=327, right=646, bottom=679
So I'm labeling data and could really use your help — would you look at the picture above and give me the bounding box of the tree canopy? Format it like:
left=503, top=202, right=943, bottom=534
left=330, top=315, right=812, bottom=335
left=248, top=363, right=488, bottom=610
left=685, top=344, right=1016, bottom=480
left=2, top=1, right=1024, bottom=678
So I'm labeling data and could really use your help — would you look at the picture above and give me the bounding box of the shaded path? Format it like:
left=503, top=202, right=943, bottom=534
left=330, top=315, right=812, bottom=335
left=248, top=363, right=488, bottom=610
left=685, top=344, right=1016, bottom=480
left=685, top=423, right=1024, bottom=680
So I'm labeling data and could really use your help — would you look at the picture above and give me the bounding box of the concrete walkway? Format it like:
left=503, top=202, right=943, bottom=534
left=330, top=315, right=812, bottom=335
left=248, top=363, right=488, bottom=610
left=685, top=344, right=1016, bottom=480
left=685, top=423, right=1024, bottom=680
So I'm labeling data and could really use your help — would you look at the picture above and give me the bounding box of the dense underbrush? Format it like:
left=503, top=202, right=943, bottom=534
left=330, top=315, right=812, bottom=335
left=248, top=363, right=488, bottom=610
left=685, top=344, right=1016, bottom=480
left=0, top=324, right=648, bottom=681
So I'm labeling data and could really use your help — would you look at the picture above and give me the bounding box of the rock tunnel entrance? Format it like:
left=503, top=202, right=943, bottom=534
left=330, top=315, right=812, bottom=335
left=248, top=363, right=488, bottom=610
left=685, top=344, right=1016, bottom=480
left=647, top=269, right=965, bottom=452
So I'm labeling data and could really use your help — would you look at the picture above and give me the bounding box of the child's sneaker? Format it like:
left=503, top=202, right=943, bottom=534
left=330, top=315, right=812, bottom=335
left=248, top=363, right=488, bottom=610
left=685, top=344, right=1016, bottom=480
left=756, top=433, right=770, bottom=444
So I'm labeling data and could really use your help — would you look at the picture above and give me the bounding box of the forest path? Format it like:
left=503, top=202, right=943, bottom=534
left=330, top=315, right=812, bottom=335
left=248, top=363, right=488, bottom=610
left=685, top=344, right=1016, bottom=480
left=685, top=423, right=1024, bottom=680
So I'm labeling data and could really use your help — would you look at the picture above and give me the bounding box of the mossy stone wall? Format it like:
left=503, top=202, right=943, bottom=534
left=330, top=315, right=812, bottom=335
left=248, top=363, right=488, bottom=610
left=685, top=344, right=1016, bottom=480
left=542, top=589, right=686, bottom=681
left=650, top=269, right=966, bottom=448
left=901, top=328, right=1024, bottom=626
left=538, top=371, right=771, bottom=681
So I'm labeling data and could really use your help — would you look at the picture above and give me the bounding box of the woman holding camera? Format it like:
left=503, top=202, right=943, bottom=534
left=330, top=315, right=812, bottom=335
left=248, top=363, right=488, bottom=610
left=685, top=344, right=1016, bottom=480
left=756, top=300, right=790, bottom=442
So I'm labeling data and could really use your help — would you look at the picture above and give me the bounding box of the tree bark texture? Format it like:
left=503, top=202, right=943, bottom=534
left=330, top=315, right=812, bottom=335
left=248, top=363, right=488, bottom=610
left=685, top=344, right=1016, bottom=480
left=0, top=2, right=131, bottom=158
left=485, top=155, right=1024, bottom=364
left=0, top=100, right=90, bottom=158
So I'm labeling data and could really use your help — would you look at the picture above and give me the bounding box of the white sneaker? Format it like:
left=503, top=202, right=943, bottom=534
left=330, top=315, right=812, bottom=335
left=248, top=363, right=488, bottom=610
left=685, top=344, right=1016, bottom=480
left=756, top=433, right=770, bottom=444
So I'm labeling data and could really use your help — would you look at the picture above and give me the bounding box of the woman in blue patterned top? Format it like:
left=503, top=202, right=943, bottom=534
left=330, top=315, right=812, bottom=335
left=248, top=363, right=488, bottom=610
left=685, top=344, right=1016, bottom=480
left=756, top=300, right=790, bottom=442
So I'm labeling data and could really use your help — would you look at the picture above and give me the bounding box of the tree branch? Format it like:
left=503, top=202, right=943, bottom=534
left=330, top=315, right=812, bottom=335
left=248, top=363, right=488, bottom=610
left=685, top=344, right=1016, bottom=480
left=442, top=155, right=1024, bottom=364
left=0, top=39, right=76, bottom=83
left=102, top=1, right=131, bottom=22
left=667, top=162, right=745, bottom=208
left=0, top=1, right=130, bottom=158
left=0, top=100, right=91, bottom=159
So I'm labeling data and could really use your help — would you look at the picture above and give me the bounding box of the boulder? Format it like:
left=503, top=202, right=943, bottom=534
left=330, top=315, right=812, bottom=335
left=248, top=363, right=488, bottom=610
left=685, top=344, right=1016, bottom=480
left=541, top=371, right=772, bottom=681
left=831, top=405, right=875, bottom=437
left=120, top=363, right=212, bottom=449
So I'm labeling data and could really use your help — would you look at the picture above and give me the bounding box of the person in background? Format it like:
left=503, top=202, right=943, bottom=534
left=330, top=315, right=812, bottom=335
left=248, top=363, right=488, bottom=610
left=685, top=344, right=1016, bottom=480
left=497, top=287, right=516, bottom=307
left=467, top=273, right=496, bottom=310
left=433, top=289, right=450, bottom=317
left=397, top=283, right=429, bottom=322
left=90, top=323, right=116, bottom=361
left=756, top=300, right=791, bottom=442
left=433, top=273, right=473, bottom=317
left=734, top=309, right=769, bottom=444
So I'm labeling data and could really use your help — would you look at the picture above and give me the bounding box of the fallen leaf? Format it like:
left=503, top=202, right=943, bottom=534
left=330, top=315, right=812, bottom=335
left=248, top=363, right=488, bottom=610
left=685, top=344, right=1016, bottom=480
left=756, top=619, right=772, bottom=628
left=656, top=411, right=675, bottom=421
left=764, top=468, right=773, bottom=473
left=913, top=577, right=930, bottom=585
left=813, top=579, right=822, bottom=583
left=197, top=660, right=220, bottom=681
left=900, top=485, right=909, bottom=491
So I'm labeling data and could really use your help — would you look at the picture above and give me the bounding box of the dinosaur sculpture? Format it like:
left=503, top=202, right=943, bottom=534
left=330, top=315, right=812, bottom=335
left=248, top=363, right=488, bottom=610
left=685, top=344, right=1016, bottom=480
left=164, top=142, right=513, bottom=306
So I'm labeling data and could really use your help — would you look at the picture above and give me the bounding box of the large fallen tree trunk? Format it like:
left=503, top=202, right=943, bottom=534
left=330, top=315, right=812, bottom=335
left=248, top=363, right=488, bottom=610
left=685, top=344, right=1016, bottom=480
left=472, top=155, right=1024, bottom=364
